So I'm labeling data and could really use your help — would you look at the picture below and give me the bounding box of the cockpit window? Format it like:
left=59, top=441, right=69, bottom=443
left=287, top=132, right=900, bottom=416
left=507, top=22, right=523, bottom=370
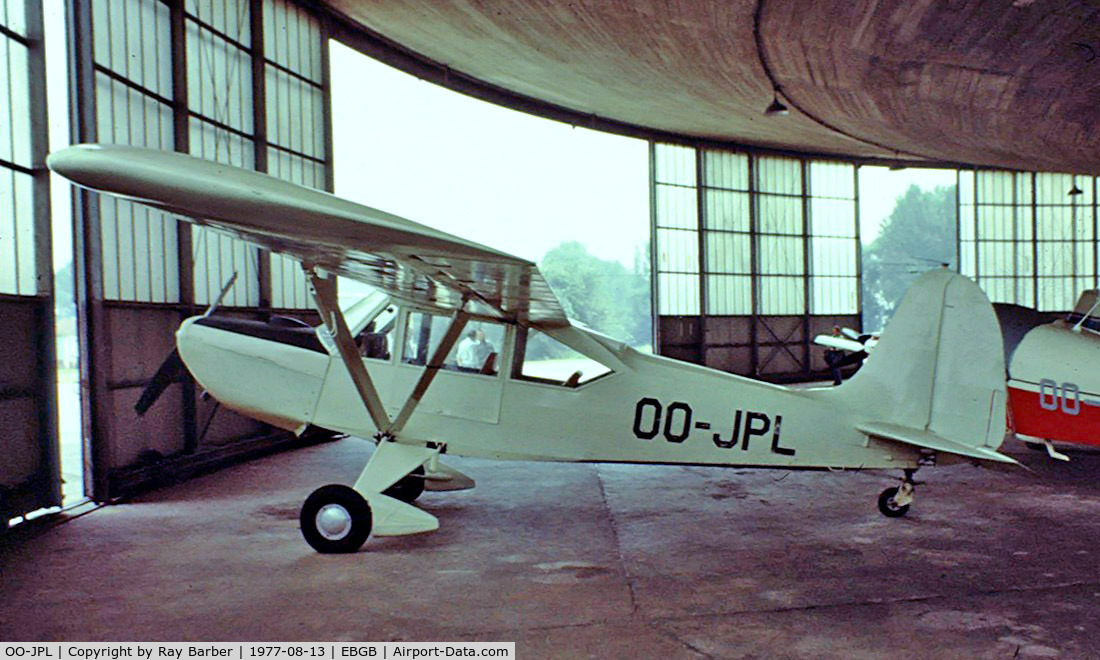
left=402, top=312, right=504, bottom=376
left=356, top=304, right=396, bottom=361
left=513, top=328, right=612, bottom=387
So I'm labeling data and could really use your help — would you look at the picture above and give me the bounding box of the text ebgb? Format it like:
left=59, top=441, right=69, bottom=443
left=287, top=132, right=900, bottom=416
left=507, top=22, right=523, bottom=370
left=1, top=646, right=513, bottom=660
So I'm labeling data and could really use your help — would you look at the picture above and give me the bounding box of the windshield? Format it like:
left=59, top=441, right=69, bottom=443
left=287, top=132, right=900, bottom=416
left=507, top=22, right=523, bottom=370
left=342, top=289, right=391, bottom=335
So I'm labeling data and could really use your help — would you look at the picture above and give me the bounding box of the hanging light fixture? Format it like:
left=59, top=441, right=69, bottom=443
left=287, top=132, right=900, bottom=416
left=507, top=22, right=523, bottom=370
left=764, top=89, right=788, bottom=116
left=1068, top=182, right=1083, bottom=196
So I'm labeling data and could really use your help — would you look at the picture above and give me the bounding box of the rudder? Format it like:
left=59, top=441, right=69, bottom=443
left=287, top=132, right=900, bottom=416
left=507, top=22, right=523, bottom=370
left=834, top=269, right=1007, bottom=453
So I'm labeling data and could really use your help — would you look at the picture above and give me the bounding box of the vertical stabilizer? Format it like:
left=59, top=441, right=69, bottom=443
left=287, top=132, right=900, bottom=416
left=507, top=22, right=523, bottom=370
left=835, top=270, right=1007, bottom=452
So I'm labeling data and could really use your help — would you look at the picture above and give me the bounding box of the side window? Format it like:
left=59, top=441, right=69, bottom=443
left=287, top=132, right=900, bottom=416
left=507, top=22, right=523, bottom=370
left=356, top=304, right=396, bottom=361
left=402, top=312, right=434, bottom=365
left=402, top=312, right=504, bottom=376
left=452, top=322, right=505, bottom=374
left=514, top=328, right=612, bottom=387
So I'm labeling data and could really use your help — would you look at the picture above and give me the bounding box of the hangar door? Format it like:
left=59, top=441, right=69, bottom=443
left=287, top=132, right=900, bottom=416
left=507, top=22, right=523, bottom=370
left=69, top=0, right=331, bottom=501
left=0, top=0, right=61, bottom=524
left=651, top=143, right=861, bottom=382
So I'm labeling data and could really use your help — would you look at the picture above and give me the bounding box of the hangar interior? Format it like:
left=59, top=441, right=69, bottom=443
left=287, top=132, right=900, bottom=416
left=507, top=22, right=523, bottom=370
left=3, top=0, right=1100, bottom=651
left=4, top=0, right=1100, bottom=532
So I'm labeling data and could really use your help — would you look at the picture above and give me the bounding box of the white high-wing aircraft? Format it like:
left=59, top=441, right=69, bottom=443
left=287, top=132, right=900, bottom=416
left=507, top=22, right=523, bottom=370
left=50, top=144, right=1018, bottom=553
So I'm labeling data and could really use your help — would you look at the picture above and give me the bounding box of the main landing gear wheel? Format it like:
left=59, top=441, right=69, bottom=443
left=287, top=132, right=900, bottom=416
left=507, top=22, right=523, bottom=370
left=300, top=484, right=372, bottom=553
left=382, top=464, right=425, bottom=503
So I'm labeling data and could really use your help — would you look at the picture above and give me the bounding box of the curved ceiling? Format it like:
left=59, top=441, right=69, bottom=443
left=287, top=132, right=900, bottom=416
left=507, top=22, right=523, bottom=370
left=322, top=0, right=1100, bottom=174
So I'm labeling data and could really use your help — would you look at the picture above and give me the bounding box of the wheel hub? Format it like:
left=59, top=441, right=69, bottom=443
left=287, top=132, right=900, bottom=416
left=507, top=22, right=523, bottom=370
left=316, top=503, right=352, bottom=540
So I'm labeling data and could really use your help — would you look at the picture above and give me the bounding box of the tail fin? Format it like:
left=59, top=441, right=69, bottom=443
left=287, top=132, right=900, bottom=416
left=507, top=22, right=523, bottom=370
left=835, top=269, right=1009, bottom=458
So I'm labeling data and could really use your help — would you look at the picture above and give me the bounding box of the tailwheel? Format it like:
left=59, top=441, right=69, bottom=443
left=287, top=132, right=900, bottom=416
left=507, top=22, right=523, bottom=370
left=382, top=465, right=425, bottom=503
left=300, top=484, right=372, bottom=553
left=877, top=486, right=910, bottom=517
left=877, top=469, right=916, bottom=518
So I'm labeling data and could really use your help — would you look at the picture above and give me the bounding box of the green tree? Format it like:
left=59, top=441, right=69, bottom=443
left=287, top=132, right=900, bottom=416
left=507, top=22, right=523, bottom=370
left=539, top=241, right=651, bottom=348
left=862, top=184, right=957, bottom=331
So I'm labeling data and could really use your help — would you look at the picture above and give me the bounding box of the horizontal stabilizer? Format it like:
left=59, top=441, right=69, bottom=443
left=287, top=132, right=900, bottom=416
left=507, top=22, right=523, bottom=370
left=424, top=462, right=476, bottom=492
left=858, top=421, right=1019, bottom=465
left=366, top=493, right=440, bottom=536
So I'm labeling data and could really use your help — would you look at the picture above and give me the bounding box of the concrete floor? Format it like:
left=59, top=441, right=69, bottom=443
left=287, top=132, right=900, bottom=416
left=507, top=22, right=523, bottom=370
left=3, top=438, right=1100, bottom=658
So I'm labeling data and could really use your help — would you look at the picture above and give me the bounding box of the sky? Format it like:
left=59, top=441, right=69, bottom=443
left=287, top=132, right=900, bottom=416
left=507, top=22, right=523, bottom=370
left=44, top=1, right=72, bottom=271
left=329, top=42, right=650, bottom=270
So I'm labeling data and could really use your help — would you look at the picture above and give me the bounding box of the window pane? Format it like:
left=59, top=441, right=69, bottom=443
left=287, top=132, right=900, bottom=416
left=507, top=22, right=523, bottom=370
left=758, top=195, right=802, bottom=235
left=704, top=232, right=751, bottom=274
left=453, top=322, right=504, bottom=374
left=810, top=198, right=855, bottom=237
left=758, top=276, right=804, bottom=315
left=811, top=236, right=856, bottom=277
left=811, top=276, right=857, bottom=314
left=704, top=150, right=748, bottom=190
left=656, top=228, right=699, bottom=273
left=356, top=303, right=397, bottom=361
left=402, top=312, right=503, bottom=375
left=756, top=156, right=801, bottom=195
left=706, top=274, right=751, bottom=314
left=654, top=143, right=696, bottom=186
left=703, top=190, right=749, bottom=231
left=657, top=273, right=700, bottom=315
left=758, top=235, right=804, bottom=274
left=809, top=161, right=854, bottom=199
left=518, top=328, right=612, bottom=386
left=655, top=185, right=697, bottom=230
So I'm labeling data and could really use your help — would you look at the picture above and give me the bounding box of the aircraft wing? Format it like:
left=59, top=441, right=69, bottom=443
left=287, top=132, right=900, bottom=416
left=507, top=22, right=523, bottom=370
left=48, top=144, right=569, bottom=326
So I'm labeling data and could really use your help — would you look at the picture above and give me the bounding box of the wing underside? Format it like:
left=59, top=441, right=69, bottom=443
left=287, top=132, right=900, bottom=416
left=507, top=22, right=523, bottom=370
left=49, top=144, right=568, bottom=326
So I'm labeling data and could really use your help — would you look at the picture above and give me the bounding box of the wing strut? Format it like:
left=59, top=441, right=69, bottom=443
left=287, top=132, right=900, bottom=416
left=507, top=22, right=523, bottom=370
left=305, top=266, right=469, bottom=438
left=307, top=267, right=391, bottom=433
left=305, top=265, right=476, bottom=539
left=390, top=308, right=469, bottom=434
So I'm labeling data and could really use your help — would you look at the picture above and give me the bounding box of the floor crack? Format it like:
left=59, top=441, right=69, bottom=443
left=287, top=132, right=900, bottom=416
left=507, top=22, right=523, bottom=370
left=649, top=621, right=716, bottom=659
left=595, top=464, right=640, bottom=617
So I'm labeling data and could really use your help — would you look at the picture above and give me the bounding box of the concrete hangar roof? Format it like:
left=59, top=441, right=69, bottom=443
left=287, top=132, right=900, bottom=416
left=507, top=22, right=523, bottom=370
left=319, top=0, right=1100, bottom=175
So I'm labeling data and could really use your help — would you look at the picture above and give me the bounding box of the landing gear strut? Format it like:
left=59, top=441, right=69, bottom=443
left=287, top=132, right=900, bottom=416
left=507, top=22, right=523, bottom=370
left=877, top=468, right=917, bottom=518
left=383, top=465, right=426, bottom=503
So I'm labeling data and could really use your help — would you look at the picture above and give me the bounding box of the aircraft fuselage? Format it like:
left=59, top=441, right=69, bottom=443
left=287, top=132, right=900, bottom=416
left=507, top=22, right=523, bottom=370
left=176, top=306, right=922, bottom=472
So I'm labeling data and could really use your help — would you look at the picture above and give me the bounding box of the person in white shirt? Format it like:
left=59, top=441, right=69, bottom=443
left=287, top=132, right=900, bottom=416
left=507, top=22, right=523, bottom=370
left=456, top=330, right=479, bottom=368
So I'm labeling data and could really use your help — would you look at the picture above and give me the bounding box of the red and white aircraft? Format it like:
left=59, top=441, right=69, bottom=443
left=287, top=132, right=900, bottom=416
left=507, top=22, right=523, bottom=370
left=998, top=292, right=1100, bottom=458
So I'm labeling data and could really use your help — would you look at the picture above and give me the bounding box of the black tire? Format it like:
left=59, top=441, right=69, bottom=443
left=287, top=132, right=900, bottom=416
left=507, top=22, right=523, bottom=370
left=877, top=486, right=910, bottom=518
left=383, top=465, right=426, bottom=503
left=1024, top=441, right=1045, bottom=451
left=300, top=484, right=372, bottom=553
